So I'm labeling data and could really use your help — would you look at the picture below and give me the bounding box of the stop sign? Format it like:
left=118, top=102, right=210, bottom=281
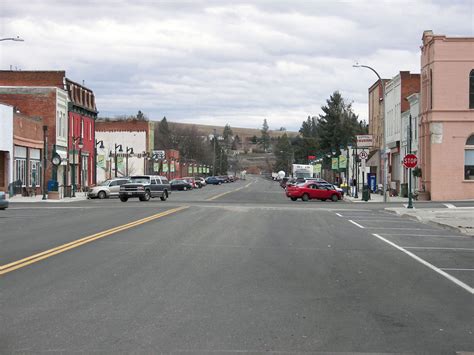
left=403, top=154, right=418, bottom=168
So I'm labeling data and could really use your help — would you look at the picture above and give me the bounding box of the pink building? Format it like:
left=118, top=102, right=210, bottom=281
left=419, top=30, right=474, bottom=200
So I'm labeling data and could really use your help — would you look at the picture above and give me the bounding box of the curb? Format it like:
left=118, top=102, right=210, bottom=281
left=385, top=208, right=474, bottom=237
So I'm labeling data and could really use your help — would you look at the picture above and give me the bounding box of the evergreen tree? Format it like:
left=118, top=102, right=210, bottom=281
left=156, top=116, right=172, bottom=149
left=223, top=124, right=233, bottom=149
left=260, top=118, right=270, bottom=152
left=273, top=133, right=293, bottom=173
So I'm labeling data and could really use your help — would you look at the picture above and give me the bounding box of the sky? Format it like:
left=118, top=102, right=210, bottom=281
left=1, top=0, right=473, bottom=131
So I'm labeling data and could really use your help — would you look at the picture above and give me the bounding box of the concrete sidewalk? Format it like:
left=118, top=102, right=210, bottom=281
left=8, top=193, right=88, bottom=203
left=386, top=206, right=474, bottom=236
left=345, top=192, right=409, bottom=203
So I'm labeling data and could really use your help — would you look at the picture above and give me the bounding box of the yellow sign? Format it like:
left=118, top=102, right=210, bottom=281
left=331, top=157, right=339, bottom=170
left=339, top=155, right=347, bottom=169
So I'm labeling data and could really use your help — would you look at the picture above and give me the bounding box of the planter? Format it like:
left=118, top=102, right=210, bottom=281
left=48, top=191, right=60, bottom=200
left=417, top=191, right=430, bottom=201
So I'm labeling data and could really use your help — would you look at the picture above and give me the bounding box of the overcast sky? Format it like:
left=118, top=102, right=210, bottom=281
left=1, top=0, right=473, bottom=131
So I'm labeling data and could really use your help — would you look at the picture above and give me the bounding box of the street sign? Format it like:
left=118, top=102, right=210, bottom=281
left=153, top=150, right=165, bottom=160
left=403, top=154, right=418, bottom=168
left=356, top=135, right=373, bottom=148
left=359, top=151, right=368, bottom=160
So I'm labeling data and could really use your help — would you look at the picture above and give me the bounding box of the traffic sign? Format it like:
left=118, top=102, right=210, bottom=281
left=403, top=154, right=418, bottom=168
left=359, top=151, right=368, bottom=160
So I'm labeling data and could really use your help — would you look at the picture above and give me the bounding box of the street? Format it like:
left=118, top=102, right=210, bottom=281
left=1, top=176, right=473, bottom=354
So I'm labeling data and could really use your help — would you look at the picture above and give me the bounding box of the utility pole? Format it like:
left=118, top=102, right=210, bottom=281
left=212, top=129, right=217, bottom=176
left=42, top=126, right=48, bottom=200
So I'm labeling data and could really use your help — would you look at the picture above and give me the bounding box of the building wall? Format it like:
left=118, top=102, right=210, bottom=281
left=0, top=104, right=13, bottom=193
left=420, top=31, right=474, bottom=200
left=0, top=70, right=65, bottom=88
left=95, top=130, right=147, bottom=183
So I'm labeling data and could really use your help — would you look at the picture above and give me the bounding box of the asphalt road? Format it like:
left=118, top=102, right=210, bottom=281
left=1, top=176, right=473, bottom=354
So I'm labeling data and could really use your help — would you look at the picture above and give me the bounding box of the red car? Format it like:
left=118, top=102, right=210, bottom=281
left=286, top=181, right=342, bottom=202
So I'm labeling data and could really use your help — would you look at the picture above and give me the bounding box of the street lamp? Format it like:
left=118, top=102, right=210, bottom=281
left=94, top=140, right=104, bottom=185
left=125, top=147, right=134, bottom=176
left=353, top=63, right=388, bottom=202
left=0, top=36, right=24, bottom=42
left=212, top=129, right=217, bottom=176
left=114, top=144, right=123, bottom=177
left=71, top=136, right=83, bottom=197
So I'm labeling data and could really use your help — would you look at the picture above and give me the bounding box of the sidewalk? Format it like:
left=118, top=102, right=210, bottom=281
left=345, top=192, right=409, bottom=203
left=8, top=193, right=89, bottom=203
left=386, top=207, right=474, bottom=236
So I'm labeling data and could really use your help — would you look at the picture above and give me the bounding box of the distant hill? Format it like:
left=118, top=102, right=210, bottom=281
left=166, top=121, right=299, bottom=141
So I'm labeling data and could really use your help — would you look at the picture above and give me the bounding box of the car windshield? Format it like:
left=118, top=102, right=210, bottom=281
left=129, top=177, right=149, bottom=184
left=99, top=180, right=111, bottom=186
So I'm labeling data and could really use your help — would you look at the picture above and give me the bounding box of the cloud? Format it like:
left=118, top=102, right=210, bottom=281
left=1, top=0, right=473, bottom=131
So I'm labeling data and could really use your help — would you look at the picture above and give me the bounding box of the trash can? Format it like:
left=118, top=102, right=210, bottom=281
left=362, top=185, right=371, bottom=201
left=400, top=183, right=408, bottom=198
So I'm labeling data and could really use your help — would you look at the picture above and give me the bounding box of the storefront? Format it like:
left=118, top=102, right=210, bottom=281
left=0, top=104, right=13, bottom=193
left=13, top=145, right=42, bottom=195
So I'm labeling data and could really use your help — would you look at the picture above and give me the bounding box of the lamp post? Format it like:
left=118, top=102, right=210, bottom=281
left=212, top=129, right=217, bottom=176
left=353, top=63, right=388, bottom=202
left=94, top=140, right=104, bottom=185
left=42, top=126, right=48, bottom=200
left=0, top=36, right=24, bottom=42
left=71, top=136, right=84, bottom=197
left=125, top=147, right=134, bottom=177
left=114, top=144, right=123, bottom=177
left=407, top=114, right=414, bottom=209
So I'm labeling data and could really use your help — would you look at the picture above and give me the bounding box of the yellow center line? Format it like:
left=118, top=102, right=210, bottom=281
left=0, top=206, right=189, bottom=276
left=206, top=181, right=253, bottom=201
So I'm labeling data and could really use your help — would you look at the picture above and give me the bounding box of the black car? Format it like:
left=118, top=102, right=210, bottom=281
left=170, top=179, right=193, bottom=191
left=205, top=176, right=225, bottom=185
left=119, top=175, right=171, bottom=202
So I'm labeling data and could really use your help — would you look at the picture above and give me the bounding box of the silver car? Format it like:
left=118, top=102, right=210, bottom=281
left=88, top=178, right=129, bottom=199
left=0, top=191, right=8, bottom=210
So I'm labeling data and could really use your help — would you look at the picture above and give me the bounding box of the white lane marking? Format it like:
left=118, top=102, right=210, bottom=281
left=402, top=247, right=474, bottom=251
left=335, top=213, right=343, bottom=217
left=367, top=227, right=436, bottom=230
left=349, top=220, right=365, bottom=229
left=443, top=203, right=456, bottom=209
left=371, top=233, right=474, bottom=294
left=440, top=268, right=474, bottom=271
left=378, top=233, right=468, bottom=238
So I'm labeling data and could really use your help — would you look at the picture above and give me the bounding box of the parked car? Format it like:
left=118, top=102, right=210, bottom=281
left=88, top=178, right=129, bottom=199
left=286, top=181, right=342, bottom=202
left=182, top=177, right=198, bottom=189
left=205, top=176, right=225, bottom=185
left=218, top=175, right=232, bottom=183
left=119, top=175, right=170, bottom=202
left=194, top=177, right=206, bottom=187
left=170, top=179, right=193, bottom=191
left=0, top=191, right=9, bottom=210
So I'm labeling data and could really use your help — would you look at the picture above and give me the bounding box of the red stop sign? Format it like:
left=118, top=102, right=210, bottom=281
left=403, top=154, right=418, bottom=168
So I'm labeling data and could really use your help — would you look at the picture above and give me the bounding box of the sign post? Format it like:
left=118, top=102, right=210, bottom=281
left=404, top=115, right=417, bottom=209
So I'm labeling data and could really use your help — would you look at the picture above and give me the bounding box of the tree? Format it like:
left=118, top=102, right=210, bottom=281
left=231, top=135, right=241, bottom=150
left=222, top=124, right=233, bottom=149
left=155, top=117, right=173, bottom=149
left=260, top=118, right=270, bottom=152
left=317, top=91, right=365, bottom=155
left=273, top=133, right=292, bottom=174
left=136, top=110, right=147, bottom=121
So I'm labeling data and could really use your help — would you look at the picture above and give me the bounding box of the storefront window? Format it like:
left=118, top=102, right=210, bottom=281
left=15, top=159, right=27, bottom=186
left=30, top=160, right=41, bottom=187
left=465, top=134, right=474, bottom=180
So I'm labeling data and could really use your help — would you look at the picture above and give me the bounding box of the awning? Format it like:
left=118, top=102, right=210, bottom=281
left=366, top=150, right=380, bottom=167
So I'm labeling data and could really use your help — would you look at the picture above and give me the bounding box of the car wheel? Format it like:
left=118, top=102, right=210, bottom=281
left=331, top=194, right=338, bottom=202
left=302, top=194, right=309, bottom=202
left=119, top=196, right=128, bottom=202
left=218, top=181, right=222, bottom=185
left=160, top=191, right=168, bottom=201
left=290, top=197, right=297, bottom=201
left=141, top=190, right=151, bottom=201
left=98, top=191, right=106, bottom=199
left=183, top=186, right=187, bottom=191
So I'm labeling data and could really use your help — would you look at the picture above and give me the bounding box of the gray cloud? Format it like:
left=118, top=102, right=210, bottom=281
left=1, top=0, right=473, bottom=130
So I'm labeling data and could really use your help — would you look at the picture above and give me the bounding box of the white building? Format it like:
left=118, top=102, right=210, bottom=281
left=95, top=130, right=147, bottom=183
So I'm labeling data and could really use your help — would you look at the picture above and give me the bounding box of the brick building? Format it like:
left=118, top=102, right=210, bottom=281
left=0, top=103, right=44, bottom=196
left=0, top=71, right=98, bottom=195
left=95, top=119, right=154, bottom=182
left=0, top=86, right=68, bottom=195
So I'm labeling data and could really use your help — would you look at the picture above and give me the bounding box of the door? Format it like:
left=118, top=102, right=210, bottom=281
left=109, top=180, right=119, bottom=196
left=150, top=178, right=161, bottom=196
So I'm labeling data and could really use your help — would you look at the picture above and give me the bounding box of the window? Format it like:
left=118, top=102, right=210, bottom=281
left=430, top=69, right=433, bottom=109
left=465, top=134, right=474, bottom=180
left=470, top=69, right=474, bottom=109
left=81, top=118, right=84, bottom=139
left=30, top=160, right=41, bottom=187
left=15, top=159, right=27, bottom=186
left=151, top=179, right=157, bottom=185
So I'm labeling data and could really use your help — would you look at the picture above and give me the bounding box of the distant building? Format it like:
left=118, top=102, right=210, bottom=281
left=419, top=31, right=474, bottom=200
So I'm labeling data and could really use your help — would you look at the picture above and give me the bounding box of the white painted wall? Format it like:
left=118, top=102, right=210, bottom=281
left=385, top=74, right=402, bottom=147
left=55, top=88, right=68, bottom=149
left=95, top=130, right=147, bottom=183
left=0, top=104, right=14, bottom=188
